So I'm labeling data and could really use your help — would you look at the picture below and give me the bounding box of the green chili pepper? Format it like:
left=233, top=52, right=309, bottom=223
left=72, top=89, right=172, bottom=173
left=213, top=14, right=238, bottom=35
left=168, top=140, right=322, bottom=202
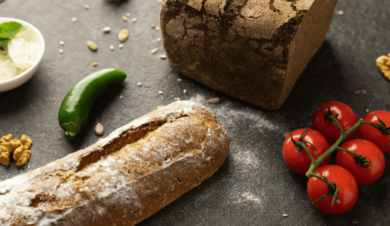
left=58, top=68, right=126, bottom=139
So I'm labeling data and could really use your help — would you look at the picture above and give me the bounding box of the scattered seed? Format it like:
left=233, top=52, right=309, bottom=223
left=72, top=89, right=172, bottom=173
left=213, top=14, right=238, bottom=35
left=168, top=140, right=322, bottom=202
left=159, top=55, right=166, bottom=59
left=338, top=10, right=344, bottom=15
left=183, top=89, right=187, bottom=94
left=92, top=62, right=98, bottom=67
left=84, top=4, right=89, bottom=10
left=351, top=220, right=358, bottom=224
left=86, top=40, right=98, bottom=51
left=177, top=78, right=182, bottom=82
left=362, top=90, right=367, bottom=95
left=59, top=41, right=64, bottom=45
left=284, top=132, right=290, bottom=138
left=156, top=106, right=164, bottom=110
left=59, top=49, right=64, bottom=54
left=103, top=27, right=111, bottom=33
left=118, top=29, right=129, bottom=42
left=366, top=109, right=370, bottom=112
left=132, top=18, right=137, bottom=22
left=207, top=97, right=220, bottom=103
left=151, top=24, right=157, bottom=28
left=48, top=65, right=51, bottom=69
left=119, top=95, right=123, bottom=99
left=122, top=16, right=128, bottom=21
left=110, top=45, right=114, bottom=51
left=283, top=214, right=288, bottom=217
left=118, top=44, right=124, bottom=48
left=137, top=82, right=142, bottom=86
left=151, top=48, right=158, bottom=54
left=157, top=38, right=161, bottom=42
left=72, top=17, right=77, bottom=22
left=95, top=123, right=104, bottom=135
left=126, top=13, right=131, bottom=17
left=158, top=91, right=163, bottom=95
left=226, top=169, right=232, bottom=174
left=354, top=90, right=361, bottom=95
left=156, top=26, right=160, bottom=30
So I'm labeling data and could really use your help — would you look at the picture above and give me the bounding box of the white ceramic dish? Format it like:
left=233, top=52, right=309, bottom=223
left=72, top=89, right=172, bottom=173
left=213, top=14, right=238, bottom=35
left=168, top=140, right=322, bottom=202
left=0, top=17, right=45, bottom=92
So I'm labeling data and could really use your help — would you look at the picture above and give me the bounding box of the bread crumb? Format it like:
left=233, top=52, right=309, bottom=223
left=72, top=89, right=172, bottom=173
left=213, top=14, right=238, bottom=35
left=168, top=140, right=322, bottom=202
left=103, top=27, right=111, bottom=33
left=283, top=214, right=288, bottom=217
left=207, top=97, right=220, bottom=103
left=151, top=24, right=157, bottom=28
left=92, top=62, right=98, bottom=67
left=366, top=109, right=370, bottom=112
left=159, top=55, right=166, bottom=59
left=226, top=169, right=232, bottom=174
left=156, top=26, right=160, bottom=31
left=183, top=89, right=187, bottom=94
left=362, top=90, right=367, bottom=95
left=354, top=90, right=361, bottom=95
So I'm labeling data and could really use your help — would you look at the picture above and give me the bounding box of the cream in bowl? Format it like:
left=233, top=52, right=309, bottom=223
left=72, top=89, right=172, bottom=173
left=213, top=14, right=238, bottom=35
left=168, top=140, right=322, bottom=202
left=0, top=18, right=45, bottom=92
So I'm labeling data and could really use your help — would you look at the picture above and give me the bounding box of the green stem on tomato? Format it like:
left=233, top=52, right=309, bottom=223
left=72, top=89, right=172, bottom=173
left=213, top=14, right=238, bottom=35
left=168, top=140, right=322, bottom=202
left=306, top=118, right=365, bottom=177
left=337, top=147, right=358, bottom=157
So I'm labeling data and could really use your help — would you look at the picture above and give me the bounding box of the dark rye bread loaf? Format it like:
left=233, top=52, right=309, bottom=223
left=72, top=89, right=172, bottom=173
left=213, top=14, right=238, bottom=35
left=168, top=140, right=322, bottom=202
left=160, top=0, right=337, bottom=110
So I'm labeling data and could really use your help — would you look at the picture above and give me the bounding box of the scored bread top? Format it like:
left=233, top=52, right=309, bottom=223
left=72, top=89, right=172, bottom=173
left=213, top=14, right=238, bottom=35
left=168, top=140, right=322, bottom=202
left=0, top=101, right=230, bottom=226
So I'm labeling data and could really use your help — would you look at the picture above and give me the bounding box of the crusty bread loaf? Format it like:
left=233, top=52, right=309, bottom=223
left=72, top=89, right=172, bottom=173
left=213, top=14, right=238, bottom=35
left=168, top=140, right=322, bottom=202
left=0, top=101, right=230, bottom=226
left=160, top=0, right=337, bottom=110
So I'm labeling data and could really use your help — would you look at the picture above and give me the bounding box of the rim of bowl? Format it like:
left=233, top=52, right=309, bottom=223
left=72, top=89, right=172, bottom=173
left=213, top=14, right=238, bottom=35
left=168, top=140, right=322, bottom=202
left=0, top=17, right=46, bottom=86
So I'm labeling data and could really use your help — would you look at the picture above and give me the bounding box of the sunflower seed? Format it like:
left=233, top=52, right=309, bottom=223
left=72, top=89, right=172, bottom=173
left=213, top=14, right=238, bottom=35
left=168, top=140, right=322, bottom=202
left=151, top=48, right=158, bottom=54
left=95, top=123, right=104, bottom=136
left=207, top=97, right=220, bottom=103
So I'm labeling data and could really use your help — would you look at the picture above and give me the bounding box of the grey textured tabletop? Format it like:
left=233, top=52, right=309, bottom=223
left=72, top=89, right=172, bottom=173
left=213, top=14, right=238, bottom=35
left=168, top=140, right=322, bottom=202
left=1, top=0, right=390, bottom=225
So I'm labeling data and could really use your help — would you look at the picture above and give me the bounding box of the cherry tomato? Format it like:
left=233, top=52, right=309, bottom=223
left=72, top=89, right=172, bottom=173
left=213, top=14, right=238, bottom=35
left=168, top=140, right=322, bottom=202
left=358, top=110, right=390, bottom=154
left=313, top=101, right=358, bottom=144
left=336, top=139, right=385, bottom=185
left=282, top=128, right=330, bottom=175
left=307, top=165, right=358, bottom=215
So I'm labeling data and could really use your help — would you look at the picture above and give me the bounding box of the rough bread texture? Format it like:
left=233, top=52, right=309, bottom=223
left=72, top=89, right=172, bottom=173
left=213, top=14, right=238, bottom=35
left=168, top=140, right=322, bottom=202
left=160, top=0, right=337, bottom=110
left=0, top=101, right=230, bottom=226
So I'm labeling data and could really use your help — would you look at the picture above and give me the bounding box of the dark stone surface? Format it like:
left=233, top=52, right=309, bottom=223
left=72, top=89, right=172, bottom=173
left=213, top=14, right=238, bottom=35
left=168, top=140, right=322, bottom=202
left=0, top=0, right=389, bottom=225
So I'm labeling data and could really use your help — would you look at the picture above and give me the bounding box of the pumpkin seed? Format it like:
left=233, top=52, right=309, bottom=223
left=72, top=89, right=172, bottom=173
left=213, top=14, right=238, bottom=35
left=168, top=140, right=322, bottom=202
left=118, top=29, right=129, bottom=42
left=86, top=40, right=98, bottom=51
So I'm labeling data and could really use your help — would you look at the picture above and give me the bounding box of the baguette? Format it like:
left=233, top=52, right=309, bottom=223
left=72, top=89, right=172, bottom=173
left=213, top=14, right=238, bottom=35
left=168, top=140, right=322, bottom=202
left=0, top=101, right=230, bottom=226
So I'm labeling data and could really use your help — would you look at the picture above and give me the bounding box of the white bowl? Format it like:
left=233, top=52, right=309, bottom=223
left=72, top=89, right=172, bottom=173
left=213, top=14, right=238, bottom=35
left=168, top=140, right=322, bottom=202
left=0, top=17, right=45, bottom=92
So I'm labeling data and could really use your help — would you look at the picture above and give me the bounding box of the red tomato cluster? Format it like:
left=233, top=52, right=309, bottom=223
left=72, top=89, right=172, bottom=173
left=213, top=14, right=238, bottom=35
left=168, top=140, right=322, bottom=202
left=282, top=101, right=390, bottom=215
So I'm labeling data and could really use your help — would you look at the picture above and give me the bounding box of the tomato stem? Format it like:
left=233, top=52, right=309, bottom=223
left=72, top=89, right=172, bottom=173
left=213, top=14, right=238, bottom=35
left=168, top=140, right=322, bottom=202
left=306, top=118, right=364, bottom=177
left=307, top=172, right=341, bottom=206
left=337, top=147, right=371, bottom=168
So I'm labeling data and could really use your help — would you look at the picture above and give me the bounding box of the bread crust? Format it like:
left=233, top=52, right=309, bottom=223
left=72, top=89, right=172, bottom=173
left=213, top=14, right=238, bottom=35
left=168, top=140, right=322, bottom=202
left=0, top=101, right=230, bottom=226
left=160, top=0, right=337, bottom=110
